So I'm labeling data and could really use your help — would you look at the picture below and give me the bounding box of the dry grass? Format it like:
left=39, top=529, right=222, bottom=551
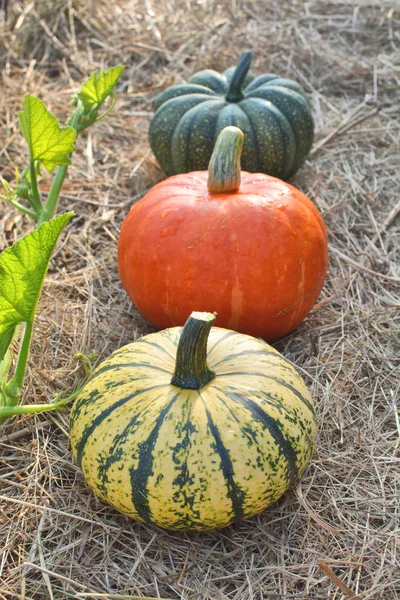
left=0, top=0, right=399, bottom=598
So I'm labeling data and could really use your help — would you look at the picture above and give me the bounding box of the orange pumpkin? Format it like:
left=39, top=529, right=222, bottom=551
left=118, top=127, right=328, bottom=341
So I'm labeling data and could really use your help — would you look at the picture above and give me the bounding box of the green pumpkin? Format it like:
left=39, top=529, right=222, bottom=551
left=149, top=52, right=314, bottom=180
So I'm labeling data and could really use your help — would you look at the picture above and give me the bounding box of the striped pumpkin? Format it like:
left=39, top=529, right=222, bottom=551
left=70, top=312, right=316, bottom=530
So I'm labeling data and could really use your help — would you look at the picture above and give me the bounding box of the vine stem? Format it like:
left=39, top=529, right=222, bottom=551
left=29, top=160, right=42, bottom=213
left=1, top=195, right=37, bottom=218
left=0, top=364, right=91, bottom=424
left=37, top=101, right=84, bottom=225
left=37, top=165, right=68, bottom=225
left=0, top=386, right=82, bottom=422
left=12, top=321, right=34, bottom=394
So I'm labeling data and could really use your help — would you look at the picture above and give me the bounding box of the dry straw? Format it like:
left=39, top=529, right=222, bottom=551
left=0, top=1, right=399, bottom=599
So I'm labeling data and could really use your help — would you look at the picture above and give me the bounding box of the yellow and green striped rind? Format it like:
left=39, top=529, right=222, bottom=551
left=69, top=326, right=316, bottom=530
left=149, top=64, right=314, bottom=180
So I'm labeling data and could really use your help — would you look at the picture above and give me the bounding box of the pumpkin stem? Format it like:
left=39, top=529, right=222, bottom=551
left=225, top=51, right=252, bottom=102
left=207, top=126, right=244, bottom=194
left=171, top=312, right=216, bottom=390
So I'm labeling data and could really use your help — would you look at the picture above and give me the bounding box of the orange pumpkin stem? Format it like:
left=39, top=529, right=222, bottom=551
left=207, top=126, right=244, bottom=194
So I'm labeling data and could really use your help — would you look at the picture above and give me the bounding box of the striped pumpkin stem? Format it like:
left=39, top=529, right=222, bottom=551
left=207, top=126, right=244, bottom=194
left=171, top=311, right=216, bottom=390
left=225, top=51, right=252, bottom=102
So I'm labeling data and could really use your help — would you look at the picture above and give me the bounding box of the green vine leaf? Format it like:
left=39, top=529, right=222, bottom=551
left=0, top=212, right=74, bottom=363
left=19, top=96, right=76, bottom=173
left=74, top=65, right=124, bottom=111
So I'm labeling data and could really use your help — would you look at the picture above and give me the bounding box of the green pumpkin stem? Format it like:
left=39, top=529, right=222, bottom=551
left=171, top=312, right=216, bottom=390
left=225, top=51, right=252, bottom=102
left=207, top=126, right=244, bottom=194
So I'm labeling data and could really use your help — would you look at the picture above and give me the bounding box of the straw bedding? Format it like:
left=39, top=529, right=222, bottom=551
left=0, top=1, right=399, bottom=598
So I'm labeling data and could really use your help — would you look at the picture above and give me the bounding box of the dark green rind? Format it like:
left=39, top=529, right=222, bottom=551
left=188, top=70, right=228, bottom=94
left=219, top=388, right=299, bottom=483
left=170, top=100, right=225, bottom=173
left=130, top=394, right=179, bottom=523
left=245, top=75, right=310, bottom=103
left=203, top=400, right=246, bottom=522
left=265, top=78, right=311, bottom=103
left=244, top=73, right=279, bottom=92
left=239, top=97, right=296, bottom=179
left=149, top=63, right=314, bottom=179
left=154, top=84, right=217, bottom=111
left=214, top=104, right=260, bottom=172
left=245, top=87, right=314, bottom=177
left=149, top=94, right=215, bottom=175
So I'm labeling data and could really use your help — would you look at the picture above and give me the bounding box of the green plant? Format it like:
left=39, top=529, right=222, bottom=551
left=1, top=66, right=124, bottom=226
left=0, top=213, right=94, bottom=427
left=149, top=51, right=314, bottom=180
left=69, top=311, right=316, bottom=530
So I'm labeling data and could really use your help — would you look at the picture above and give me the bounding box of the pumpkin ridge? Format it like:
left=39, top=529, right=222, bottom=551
left=248, top=86, right=313, bottom=176
left=216, top=371, right=315, bottom=416
left=211, top=391, right=286, bottom=486
left=215, top=383, right=299, bottom=425
left=163, top=327, right=179, bottom=348
left=89, top=361, right=172, bottom=381
left=73, top=383, right=168, bottom=467
left=129, top=392, right=180, bottom=523
left=206, top=330, right=238, bottom=357
left=244, top=74, right=279, bottom=93
left=199, top=390, right=245, bottom=522
left=188, top=70, right=228, bottom=94
left=216, top=387, right=299, bottom=483
left=262, top=84, right=310, bottom=103
left=211, top=352, right=303, bottom=382
left=95, top=395, right=161, bottom=501
left=232, top=102, right=261, bottom=171
left=262, top=102, right=296, bottom=180
left=243, top=97, right=295, bottom=178
left=167, top=398, right=203, bottom=528
left=264, top=78, right=310, bottom=102
left=155, top=84, right=218, bottom=110
left=70, top=379, right=141, bottom=424
left=138, top=338, right=176, bottom=362
left=236, top=102, right=263, bottom=172
left=238, top=96, right=285, bottom=178
left=150, top=94, right=216, bottom=175
left=171, top=99, right=224, bottom=173
left=211, top=348, right=292, bottom=369
left=119, top=348, right=173, bottom=370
